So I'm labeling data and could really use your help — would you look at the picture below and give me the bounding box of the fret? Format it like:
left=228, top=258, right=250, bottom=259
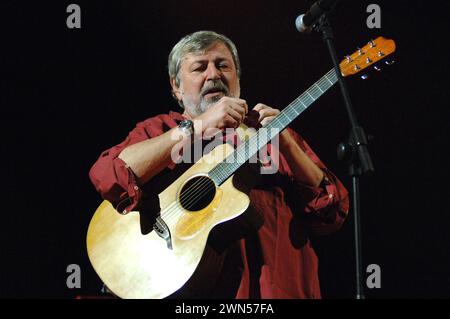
left=290, top=106, right=300, bottom=116
left=294, top=98, right=307, bottom=111
left=316, top=84, right=324, bottom=93
left=209, top=68, right=338, bottom=185
left=309, top=86, right=321, bottom=99
left=317, top=80, right=329, bottom=92
left=305, top=91, right=316, bottom=102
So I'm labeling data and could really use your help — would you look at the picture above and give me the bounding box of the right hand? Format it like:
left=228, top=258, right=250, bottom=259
left=194, top=97, right=248, bottom=137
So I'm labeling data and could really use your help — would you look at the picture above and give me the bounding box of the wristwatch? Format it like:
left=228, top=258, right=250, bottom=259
left=178, top=119, right=194, bottom=136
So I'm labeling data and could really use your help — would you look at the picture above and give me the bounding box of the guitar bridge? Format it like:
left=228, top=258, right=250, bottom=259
left=153, top=216, right=172, bottom=250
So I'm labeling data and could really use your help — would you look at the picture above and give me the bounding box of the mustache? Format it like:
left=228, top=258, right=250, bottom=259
left=201, top=80, right=229, bottom=96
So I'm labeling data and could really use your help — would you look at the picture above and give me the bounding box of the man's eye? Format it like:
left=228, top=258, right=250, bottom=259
left=192, top=65, right=206, bottom=72
left=218, top=64, right=229, bottom=69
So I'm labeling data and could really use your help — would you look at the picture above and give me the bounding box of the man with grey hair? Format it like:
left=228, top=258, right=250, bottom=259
left=89, top=30, right=349, bottom=298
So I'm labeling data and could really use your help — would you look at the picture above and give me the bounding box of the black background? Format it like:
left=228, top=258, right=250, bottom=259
left=0, top=0, right=448, bottom=298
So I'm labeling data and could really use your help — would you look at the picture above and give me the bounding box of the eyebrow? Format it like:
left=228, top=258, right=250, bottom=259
left=190, top=57, right=230, bottom=64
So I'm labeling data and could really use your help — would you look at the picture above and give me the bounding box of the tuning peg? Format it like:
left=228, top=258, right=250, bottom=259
left=384, top=58, right=395, bottom=65
left=373, top=65, right=382, bottom=71
left=345, top=55, right=352, bottom=62
left=368, top=40, right=376, bottom=48
left=366, top=57, right=372, bottom=64
left=358, top=47, right=364, bottom=55
left=378, top=50, right=385, bottom=57
left=354, top=64, right=361, bottom=71
left=361, top=73, right=369, bottom=80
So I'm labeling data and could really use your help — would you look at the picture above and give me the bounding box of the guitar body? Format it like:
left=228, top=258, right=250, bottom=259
left=86, top=143, right=250, bottom=299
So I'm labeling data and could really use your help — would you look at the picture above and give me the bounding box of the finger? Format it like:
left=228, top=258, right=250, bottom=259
left=235, top=98, right=248, bottom=114
left=253, top=103, right=269, bottom=112
left=229, top=102, right=246, bottom=121
left=223, top=114, right=239, bottom=128
left=260, top=115, right=276, bottom=127
left=224, top=97, right=248, bottom=115
left=257, top=109, right=279, bottom=123
left=227, top=107, right=244, bottom=125
left=259, top=108, right=279, bottom=118
left=253, top=104, right=280, bottom=121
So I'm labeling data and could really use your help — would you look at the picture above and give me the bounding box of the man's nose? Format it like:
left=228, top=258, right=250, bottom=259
left=205, top=63, right=222, bottom=81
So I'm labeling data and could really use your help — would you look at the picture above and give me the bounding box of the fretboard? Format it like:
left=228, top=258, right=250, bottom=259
left=209, top=68, right=338, bottom=185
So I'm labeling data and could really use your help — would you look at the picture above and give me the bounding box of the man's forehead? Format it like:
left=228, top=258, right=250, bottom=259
left=182, top=42, right=233, bottom=62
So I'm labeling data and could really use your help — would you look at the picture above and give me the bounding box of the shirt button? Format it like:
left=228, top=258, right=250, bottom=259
left=122, top=209, right=128, bottom=214
left=134, top=186, right=139, bottom=190
left=328, top=194, right=334, bottom=199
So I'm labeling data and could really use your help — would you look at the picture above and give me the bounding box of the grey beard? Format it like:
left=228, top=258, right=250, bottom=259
left=181, top=79, right=234, bottom=116
left=199, top=94, right=222, bottom=113
left=187, top=94, right=223, bottom=117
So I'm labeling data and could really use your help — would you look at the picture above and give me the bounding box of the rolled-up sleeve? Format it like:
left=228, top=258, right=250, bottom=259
left=285, top=129, right=350, bottom=236
left=89, top=150, right=143, bottom=214
left=88, top=114, right=180, bottom=214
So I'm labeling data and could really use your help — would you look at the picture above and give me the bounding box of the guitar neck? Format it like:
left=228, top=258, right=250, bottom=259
left=209, top=68, right=338, bottom=185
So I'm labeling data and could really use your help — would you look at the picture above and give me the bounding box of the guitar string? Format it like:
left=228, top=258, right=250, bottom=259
left=158, top=69, right=337, bottom=225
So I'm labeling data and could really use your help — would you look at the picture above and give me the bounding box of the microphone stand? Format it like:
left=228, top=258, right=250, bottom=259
left=313, top=14, right=375, bottom=299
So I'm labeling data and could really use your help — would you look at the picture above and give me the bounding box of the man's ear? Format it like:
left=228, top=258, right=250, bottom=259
left=170, top=77, right=182, bottom=101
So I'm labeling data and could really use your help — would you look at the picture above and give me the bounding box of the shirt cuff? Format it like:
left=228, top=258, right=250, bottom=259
left=113, top=159, right=143, bottom=214
left=292, top=169, right=340, bottom=216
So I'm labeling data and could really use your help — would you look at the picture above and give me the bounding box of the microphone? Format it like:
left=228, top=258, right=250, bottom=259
left=295, top=0, right=339, bottom=33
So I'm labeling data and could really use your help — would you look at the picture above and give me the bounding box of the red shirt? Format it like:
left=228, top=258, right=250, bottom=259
left=89, top=111, right=349, bottom=299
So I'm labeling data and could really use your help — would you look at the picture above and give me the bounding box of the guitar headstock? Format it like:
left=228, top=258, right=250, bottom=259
left=340, top=36, right=396, bottom=77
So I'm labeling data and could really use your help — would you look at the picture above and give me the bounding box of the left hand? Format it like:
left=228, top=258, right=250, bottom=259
left=252, top=103, right=295, bottom=149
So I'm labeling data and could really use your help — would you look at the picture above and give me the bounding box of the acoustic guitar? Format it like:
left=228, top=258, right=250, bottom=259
left=86, top=37, right=396, bottom=298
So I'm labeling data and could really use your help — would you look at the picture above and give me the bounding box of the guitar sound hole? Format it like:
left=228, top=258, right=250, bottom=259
left=179, top=176, right=216, bottom=211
